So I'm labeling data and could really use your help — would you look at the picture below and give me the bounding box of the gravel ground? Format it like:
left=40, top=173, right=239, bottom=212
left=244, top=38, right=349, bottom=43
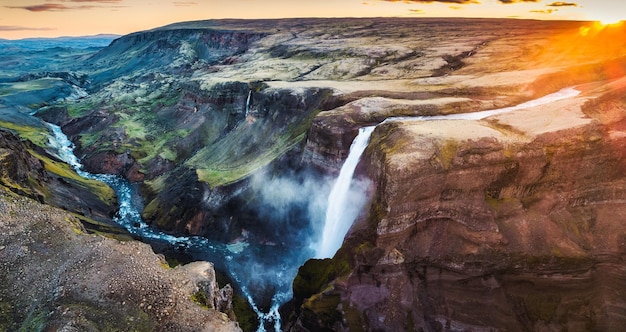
left=0, top=187, right=241, bottom=331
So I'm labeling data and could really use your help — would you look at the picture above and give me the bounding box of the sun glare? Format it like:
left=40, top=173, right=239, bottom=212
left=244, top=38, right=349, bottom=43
left=595, top=14, right=624, bottom=26
left=600, top=19, right=623, bottom=26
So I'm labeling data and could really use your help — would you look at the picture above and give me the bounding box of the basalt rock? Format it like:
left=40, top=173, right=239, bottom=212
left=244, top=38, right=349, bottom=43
left=0, top=129, right=117, bottom=225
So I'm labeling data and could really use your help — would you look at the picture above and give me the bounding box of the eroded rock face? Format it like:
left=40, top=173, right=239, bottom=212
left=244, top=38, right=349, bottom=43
left=0, top=129, right=117, bottom=224
left=288, top=86, right=626, bottom=331
left=137, top=85, right=332, bottom=241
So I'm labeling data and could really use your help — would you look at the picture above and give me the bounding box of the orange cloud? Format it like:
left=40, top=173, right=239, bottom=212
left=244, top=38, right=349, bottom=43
left=382, top=0, right=479, bottom=4
left=7, top=4, right=75, bottom=12
left=0, top=25, right=56, bottom=32
left=547, top=2, right=577, bottom=7
left=173, top=1, right=198, bottom=6
left=498, top=0, right=539, bottom=3
left=530, top=9, right=555, bottom=14
left=55, top=0, right=123, bottom=2
left=7, top=0, right=124, bottom=12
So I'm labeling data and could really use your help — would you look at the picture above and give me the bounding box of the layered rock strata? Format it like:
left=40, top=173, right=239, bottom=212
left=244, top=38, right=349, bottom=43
left=288, top=82, right=626, bottom=331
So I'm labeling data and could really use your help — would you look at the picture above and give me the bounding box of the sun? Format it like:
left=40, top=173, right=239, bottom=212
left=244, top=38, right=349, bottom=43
left=593, top=13, right=624, bottom=26
left=599, top=18, right=624, bottom=26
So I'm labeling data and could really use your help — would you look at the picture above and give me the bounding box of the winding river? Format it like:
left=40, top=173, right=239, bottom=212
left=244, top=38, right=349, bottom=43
left=46, top=123, right=292, bottom=332
left=44, top=86, right=580, bottom=332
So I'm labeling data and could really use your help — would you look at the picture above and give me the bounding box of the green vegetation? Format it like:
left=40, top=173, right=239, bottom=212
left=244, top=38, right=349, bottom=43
left=190, top=291, right=210, bottom=309
left=293, top=258, right=351, bottom=308
left=67, top=214, right=133, bottom=241
left=303, top=293, right=342, bottom=327
left=190, top=109, right=320, bottom=187
left=66, top=101, right=97, bottom=118
left=18, top=309, right=47, bottom=332
left=0, top=121, right=49, bottom=147
left=232, top=294, right=258, bottom=332
left=0, top=79, right=61, bottom=97
left=436, top=139, right=459, bottom=170
left=28, top=149, right=116, bottom=205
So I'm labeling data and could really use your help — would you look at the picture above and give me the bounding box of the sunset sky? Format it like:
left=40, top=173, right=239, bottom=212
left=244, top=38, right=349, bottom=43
left=0, top=0, right=623, bottom=39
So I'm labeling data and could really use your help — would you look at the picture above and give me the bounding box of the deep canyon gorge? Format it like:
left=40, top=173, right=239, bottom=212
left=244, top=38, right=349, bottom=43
left=1, top=18, right=626, bottom=331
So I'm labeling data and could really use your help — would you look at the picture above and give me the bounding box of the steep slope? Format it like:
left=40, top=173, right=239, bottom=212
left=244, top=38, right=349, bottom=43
left=0, top=127, right=120, bottom=233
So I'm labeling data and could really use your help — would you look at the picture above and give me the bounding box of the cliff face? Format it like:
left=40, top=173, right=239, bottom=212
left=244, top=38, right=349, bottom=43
left=288, top=82, right=626, bottom=331
left=0, top=128, right=118, bottom=228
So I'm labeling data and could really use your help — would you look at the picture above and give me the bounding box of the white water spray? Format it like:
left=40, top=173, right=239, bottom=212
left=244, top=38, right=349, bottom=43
left=316, top=126, right=375, bottom=258
left=315, top=87, right=581, bottom=259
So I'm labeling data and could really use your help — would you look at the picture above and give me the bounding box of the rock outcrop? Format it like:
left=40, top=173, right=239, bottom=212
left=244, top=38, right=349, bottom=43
left=0, top=188, right=240, bottom=331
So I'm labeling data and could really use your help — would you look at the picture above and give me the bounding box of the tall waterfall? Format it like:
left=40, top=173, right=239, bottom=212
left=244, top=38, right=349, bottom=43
left=316, top=126, right=375, bottom=258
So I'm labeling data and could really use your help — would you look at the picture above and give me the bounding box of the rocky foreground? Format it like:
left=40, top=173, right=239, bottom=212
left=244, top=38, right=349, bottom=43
left=0, top=185, right=239, bottom=331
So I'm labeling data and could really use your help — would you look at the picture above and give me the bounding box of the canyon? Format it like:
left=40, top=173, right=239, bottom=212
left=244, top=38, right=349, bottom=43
left=1, top=18, right=626, bottom=331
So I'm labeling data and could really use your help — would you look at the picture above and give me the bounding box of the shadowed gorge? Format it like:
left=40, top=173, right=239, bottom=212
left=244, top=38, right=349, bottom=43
left=1, top=17, right=626, bottom=331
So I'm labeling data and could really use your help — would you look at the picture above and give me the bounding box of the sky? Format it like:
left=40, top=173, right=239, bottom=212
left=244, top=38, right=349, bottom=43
left=0, top=0, right=623, bottom=39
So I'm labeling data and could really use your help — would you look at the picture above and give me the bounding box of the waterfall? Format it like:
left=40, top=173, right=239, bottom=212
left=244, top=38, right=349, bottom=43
left=245, top=90, right=252, bottom=117
left=315, top=87, right=581, bottom=259
left=316, top=126, right=375, bottom=259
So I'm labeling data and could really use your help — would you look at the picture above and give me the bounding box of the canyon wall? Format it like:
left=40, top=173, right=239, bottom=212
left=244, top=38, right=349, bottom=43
left=288, top=83, right=626, bottom=331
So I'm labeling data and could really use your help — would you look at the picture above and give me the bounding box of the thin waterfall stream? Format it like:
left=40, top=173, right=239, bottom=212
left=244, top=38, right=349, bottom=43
left=41, top=87, right=579, bottom=331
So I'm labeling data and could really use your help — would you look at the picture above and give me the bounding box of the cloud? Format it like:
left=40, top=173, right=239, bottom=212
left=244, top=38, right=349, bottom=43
left=382, top=0, right=479, bottom=4
left=54, top=0, right=123, bottom=2
left=173, top=1, right=198, bottom=6
left=0, top=25, right=55, bottom=31
left=409, top=9, right=426, bottom=14
left=498, top=0, right=539, bottom=3
left=7, top=0, right=124, bottom=12
left=7, top=4, right=74, bottom=12
left=547, top=1, right=577, bottom=7
left=530, top=9, right=555, bottom=14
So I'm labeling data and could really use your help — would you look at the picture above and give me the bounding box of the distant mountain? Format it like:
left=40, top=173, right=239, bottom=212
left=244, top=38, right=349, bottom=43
left=0, top=34, right=120, bottom=51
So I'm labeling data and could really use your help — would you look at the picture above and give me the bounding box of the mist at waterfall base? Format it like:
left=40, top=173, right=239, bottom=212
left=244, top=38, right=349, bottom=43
left=45, top=122, right=373, bottom=331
